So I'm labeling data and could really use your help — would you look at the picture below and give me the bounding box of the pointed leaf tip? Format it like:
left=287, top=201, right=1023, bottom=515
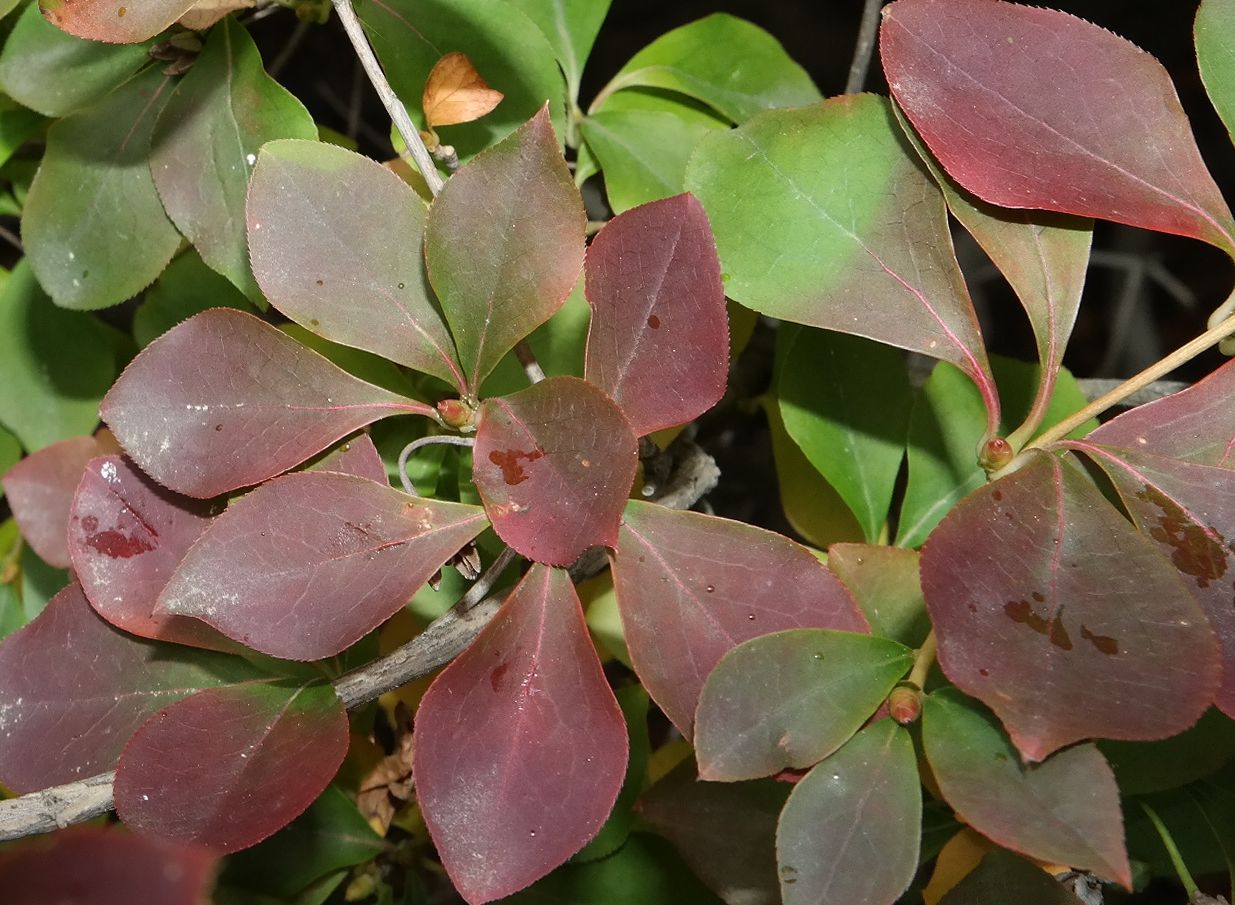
left=423, top=51, right=504, bottom=128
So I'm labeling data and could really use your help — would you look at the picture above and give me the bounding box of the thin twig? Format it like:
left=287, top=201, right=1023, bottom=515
left=0, top=224, right=23, bottom=253
left=397, top=434, right=474, bottom=496
left=455, top=547, right=518, bottom=614
left=268, top=19, right=310, bottom=79
left=514, top=341, right=546, bottom=384
left=845, top=0, right=885, bottom=94
left=330, top=0, right=444, bottom=195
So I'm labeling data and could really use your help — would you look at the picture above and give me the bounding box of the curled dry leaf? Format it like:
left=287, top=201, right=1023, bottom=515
left=357, top=702, right=415, bottom=835
left=423, top=51, right=504, bottom=129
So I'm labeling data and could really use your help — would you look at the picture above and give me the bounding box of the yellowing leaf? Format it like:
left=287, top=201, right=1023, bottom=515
left=422, top=51, right=503, bottom=129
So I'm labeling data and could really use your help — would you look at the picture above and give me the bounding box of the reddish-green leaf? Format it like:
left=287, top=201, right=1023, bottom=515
left=157, top=471, right=487, bottom=660
left=248, top=139, right=465, bottom=389
left=0, top=827, right=217, bottom=905
left=2, top=433, right=117, bottom=568
left=413, top=565, right=627, bottom=904
left=924, top=689, right=1131, bottom=887
left=0, top=583, right=253, bottom=791
left=612, top=500, right=867, bottom=739
left=695, top=629, right=912, bottom=781
left=100, top=309, right=434, bottom=498
left=150, top=17, right=315, bottom=303
left=114, top=681, right=349, bottom=853
left=920, top=453, right=1217, bottom=761
left=473, top=376, right=637, bottom=565
left=40, top=0, right=195, bottom=43
left=1089, top=358, right=1235, bottom=465
left=583, top=193, right=727, bottom=435
left=826, top=544, right=930, bottom=647
left=776, top=720, right=920, bottom=905
left=426, top=107, right=585, bottom=390
left=23, top=66, right=181, bottom=310
left=685, top=94, right=998, bottom=428
left=309, top=433, right=387, bottom=484
left=1072, top=441, right=1235, bottom=718
left=68, top=455, right=228, bottom=650
left=881, top=0, right=1235, bottom=254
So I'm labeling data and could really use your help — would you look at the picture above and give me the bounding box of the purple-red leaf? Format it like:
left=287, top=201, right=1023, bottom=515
left=100, top=309, right=434, bottom=499
left=426, top=107, right=586, bottom=391
left=473, top=376, right=638, bottom=565
left=611, top=500, right=867, bottom=739
left=0, top=583, right=255, bottom=792
left=114, top=681, right=349, bottom=853
left=881, top=0, right=1235, bottom=253
left=920, top=453, right=1218, bottom=761
left=309, top=433, right=387, bottom=484
left=413, top=565, right=627, bottom=904
left=157, top=471, right=488, bottom=660
left=69, top=455, right=228, bottom=650
left=248, top=139, right=465, bottom=390
left=2, top=432, right=118, bottom=568
left=1071, top=441, right=1235, bottom=719
left=0, top=827, right=217, bottom=905
left=583, top=193, right=727, bottom=435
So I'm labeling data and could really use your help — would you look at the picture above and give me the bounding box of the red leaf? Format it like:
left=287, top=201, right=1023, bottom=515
left=1089, top=357, right=1235, bottom=465
left=2, top=433, right=119, bottom=568
left=247, top=139, right=466, bottom=391
left=1071, top=441, right=1235, bottom=719
left=0, top=583, right=255, bottom=792
left=920, top=453, right=1218, bottom=761
left=69, top=455, right=229, bottom=650
left=100, top=309, right=434, bottom=498
left=114, top=682, right=349, bottom=853
left=40, top=0, right=196, bottom=43
left=0, top=826, right=216, bottom=905
left=309, top=433, right=387, bottom=484
left=611, top=501, right=867, bottom=739
left=426, top=107, right=586, bottom=391
left=881, top=0, right=1235, bottom=253
left=156, top=471, right=488, bottom=660
left=413, top=565, right=627, bottom=904
left=473, top=376, right=638, bottom=566
left=584, top=193, right=727, bottom=435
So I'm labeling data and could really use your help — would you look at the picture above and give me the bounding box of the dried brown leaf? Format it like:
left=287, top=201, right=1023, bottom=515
left=357, top=703, right=415, bottom=836
left=422, top=52, right=504, bottom=129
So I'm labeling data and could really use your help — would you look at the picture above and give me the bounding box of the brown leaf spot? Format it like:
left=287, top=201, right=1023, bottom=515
left=489, top=661, right=510, bottom=692
left=1005, top=598, right=1072, bottom=650
left=1081, top=625, right=1119, bottom=656
left=647, top=314, right=661, bottom=329
left=1137, top=484, right=1231, bottom=588
left=488, top=447, right=544, bottom=486
left=84, top=529, right=156, bottom=559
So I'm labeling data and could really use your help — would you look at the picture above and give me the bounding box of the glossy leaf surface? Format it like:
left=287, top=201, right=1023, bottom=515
left=881, top=0, right=1235, bottom=253
left=695, top=629, right=912, bottom=781
left=508, top=0, right=609, bottom=103
left=309, top=433, right=387, bottom=484
left=0, top=827, right=217, bottom=905
left=68, top=455, right=226, bottom=649
left=426, top=108, right=585, bottom=390
left=248, top=139, right=464, bottom=389
left=826, top=544, right=930, bottom=647
left=584, top=193, right=727, bottom=435
left=777, top=720, right=920, bottom=905
left=3, top=434, right=115, bottom=568
left=924, top=689, right=1130, bottom=886
left=612, top=500, right=867, bottom=738
left=596, top=13, right=819, bottom=123
left=0, top=263, right=119, bottom=451
left=40, top=0, right=195, bottom=42
left=687, top=95, right=997, bottom=423
left=473, top=377, right=637, bottom=565
left=414, top=565, right=627, bottom=904
left=151, top=18, right=315, bottom=302
left=23, top=66, right=180, bottom=310
left=115, top=682, right=349, bottom=852
left=100, top=309, right=432, bottom=498
left=778, top=327, right=913, bottom=542
left=0, top=583, right=253, bottom=791
left=158, top=471, right=487, bottom=660
left=1199, top=0, right=1235, bottom=146
left=920, top=453, right=1217, bottom=760
left=0, top=3, right=149, bottom=117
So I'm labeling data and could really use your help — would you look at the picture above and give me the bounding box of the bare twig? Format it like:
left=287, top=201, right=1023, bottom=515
left=845, top=0, right=885, bottom=94
left=268, top=20, right=310, bottom=79
left=0, top=772, right=115, bottom=841
left=455, top=547, right=518, bottom=614
left=514, top=341, right=546, bottom=384
left=0, top=223, right=23, bottom=254
left=397, top=434, right=474, bottom=496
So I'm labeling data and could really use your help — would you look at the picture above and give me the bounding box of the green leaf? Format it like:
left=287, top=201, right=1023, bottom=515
left=478, top=275, right=591, bottom=398
left=777, top=720, right=921, bottom=905
left=580, top=90, right=727, bottom=214
left=573, top=685, right=650, bottom=862
left=133, top=251, right=254, bottom=347
left=19, top=543, right=67, bottom=622
left=826, top=544, right=931, bottom=648
left=220, top=784, right=387, bottom=898
left=1101, top=708, right=1235, bottom=796
left=507, top=0, right=610, bottom=105
left=0, top=424, right=19, bottom=491
left=281, top=324, right=419, bottom=398
left=695, top=629, right=912, bottom=781
left=0, top=106, right=44, bottom=169
left=938, top=850, right=1086, bottom=905
left=1199, top=0, right=1235, bottom=147
left=0, top=4, right=151, bottom=117
left=150, top=17, right=316, bottom=304
left=777, top=327, right=912, bottom=542
left=24, top=66, right=181, bottom=310
left=593, top=14, right=819, bottom=124
left=357, top=0, right=567, bottom=161
left=0, top=261, right=118, bottom=451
